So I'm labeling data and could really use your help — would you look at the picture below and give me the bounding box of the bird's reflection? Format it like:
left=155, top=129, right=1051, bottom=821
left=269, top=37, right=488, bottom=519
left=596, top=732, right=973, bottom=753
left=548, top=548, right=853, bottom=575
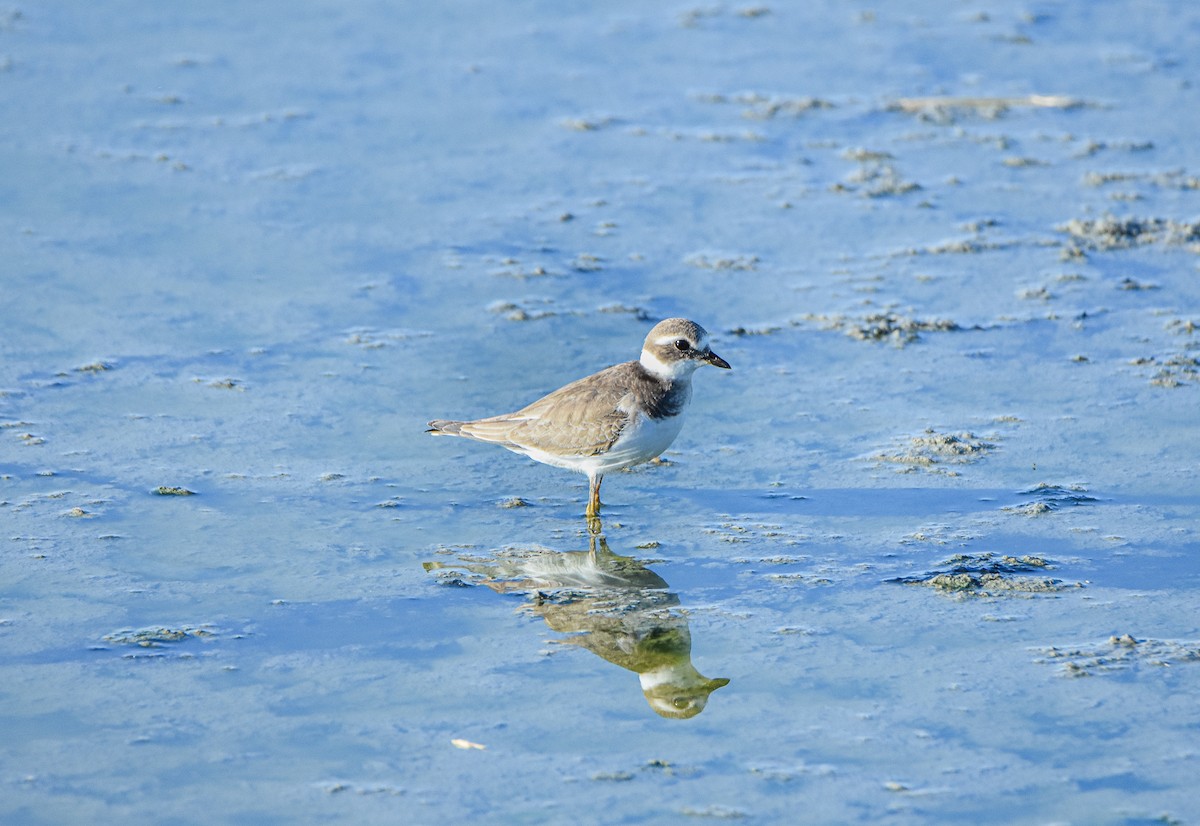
left=423, top=531, right=729, bottom=718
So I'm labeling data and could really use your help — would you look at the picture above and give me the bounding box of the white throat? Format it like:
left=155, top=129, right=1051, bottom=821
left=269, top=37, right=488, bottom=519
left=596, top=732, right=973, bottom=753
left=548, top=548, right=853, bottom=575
left=640, top=349, right=700, bottom=381
left=639, top=663, right=695, bottom=690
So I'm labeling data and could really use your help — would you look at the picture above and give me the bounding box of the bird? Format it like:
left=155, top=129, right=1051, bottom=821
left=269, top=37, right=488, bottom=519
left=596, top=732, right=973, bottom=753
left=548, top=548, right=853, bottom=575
left=428, top=317, right=731, bottom=518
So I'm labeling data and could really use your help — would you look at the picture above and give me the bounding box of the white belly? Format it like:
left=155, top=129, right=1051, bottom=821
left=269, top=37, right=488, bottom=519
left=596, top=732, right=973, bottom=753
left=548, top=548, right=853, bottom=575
left=594, top=411, right=685, bottom=474
left=517, top=411, right=684, bottom=478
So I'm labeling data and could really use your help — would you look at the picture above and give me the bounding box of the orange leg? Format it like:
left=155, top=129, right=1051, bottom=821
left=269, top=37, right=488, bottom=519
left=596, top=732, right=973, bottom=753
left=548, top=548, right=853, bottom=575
left=586, top=474, right=603, bottom=518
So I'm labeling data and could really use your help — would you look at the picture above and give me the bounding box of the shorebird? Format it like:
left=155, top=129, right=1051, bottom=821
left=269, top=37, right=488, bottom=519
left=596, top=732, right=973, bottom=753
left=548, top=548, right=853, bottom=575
left=428, top=317, right=730, bottom=518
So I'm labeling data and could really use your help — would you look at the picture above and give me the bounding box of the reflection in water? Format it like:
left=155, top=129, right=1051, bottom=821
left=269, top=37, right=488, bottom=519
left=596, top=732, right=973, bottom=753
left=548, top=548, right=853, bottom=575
left=424, top=533, right=729, bottom=718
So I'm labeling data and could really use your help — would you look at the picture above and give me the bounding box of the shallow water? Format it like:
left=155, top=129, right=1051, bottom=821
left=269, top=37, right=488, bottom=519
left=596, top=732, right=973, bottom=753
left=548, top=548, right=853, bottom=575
left=3, top=2, right=1199, bottom=823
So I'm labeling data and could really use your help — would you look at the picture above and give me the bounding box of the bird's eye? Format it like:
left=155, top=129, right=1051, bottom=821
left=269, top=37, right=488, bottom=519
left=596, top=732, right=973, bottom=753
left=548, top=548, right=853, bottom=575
left=674, top=339, right=690, bottom=351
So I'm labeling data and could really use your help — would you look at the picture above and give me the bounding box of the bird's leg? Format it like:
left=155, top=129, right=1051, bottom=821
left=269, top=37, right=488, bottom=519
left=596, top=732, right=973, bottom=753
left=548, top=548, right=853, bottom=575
left=587, top=528, right=612, bottom=559
left=586, top=474, right=603, bottom=518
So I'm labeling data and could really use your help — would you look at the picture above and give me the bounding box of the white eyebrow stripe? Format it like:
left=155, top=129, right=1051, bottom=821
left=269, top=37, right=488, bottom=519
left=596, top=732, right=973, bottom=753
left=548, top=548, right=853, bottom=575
left=654, top=333, right=708, bottom=348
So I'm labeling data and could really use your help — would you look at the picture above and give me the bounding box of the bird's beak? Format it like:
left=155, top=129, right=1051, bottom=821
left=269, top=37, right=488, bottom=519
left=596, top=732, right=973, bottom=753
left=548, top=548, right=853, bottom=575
left=703, top=349, right=731, bottom=369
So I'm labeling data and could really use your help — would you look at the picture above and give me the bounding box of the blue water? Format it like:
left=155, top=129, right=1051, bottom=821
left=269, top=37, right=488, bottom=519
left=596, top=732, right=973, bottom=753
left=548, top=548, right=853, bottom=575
left=3, top=2, right=1199, bottom=823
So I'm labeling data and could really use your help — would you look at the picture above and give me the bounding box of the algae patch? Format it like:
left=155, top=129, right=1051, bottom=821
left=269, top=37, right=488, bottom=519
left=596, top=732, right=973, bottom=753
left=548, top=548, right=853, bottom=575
left=805, top=312, right=959, bottom=346
left=1058, top=215, right=1200, bottom=251
left=890, top=553, right=1078, bottom=597
left=102, top=625, right=216, bottom=648
left=153, top=486, right=196, bottom=496
left=75, top=361, right=114, bottom=374
left=706, top=516, right=808, bottom=547
left=1003, top=483, right=1097, bottom=515
left=873, top=429, right=995, bottom=473
left=684, top=252, right=760, bottom=271
left=887, top=94, right=1082, bottom=123
left=1130, top=352, right=1200, bottom=388
left=834, top=150, right=922, bottom=198
left=693, top=90, right=834, bottom=120
left=679, top=804, right=748, bottom=819
left=1035, top=635, right=1200, bottom=677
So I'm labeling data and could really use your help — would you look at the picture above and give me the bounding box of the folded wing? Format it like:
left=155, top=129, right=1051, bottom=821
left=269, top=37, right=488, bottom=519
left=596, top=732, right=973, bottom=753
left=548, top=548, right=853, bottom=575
left=434, top=362, right=638, bottom=457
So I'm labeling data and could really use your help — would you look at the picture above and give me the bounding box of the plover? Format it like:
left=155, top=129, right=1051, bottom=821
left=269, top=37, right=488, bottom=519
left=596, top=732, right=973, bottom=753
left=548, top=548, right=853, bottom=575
left=428, top=317, right=730, bottom=517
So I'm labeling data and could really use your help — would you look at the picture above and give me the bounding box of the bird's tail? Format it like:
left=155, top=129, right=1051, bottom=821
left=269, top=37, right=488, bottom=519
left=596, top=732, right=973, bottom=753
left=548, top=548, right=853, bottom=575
left=427, top=419, right=466, bottom=436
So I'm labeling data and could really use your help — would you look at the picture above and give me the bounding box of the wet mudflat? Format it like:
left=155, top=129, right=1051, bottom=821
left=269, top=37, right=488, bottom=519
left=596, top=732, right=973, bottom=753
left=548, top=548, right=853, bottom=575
left=2, top=2, right=1199, bottom=824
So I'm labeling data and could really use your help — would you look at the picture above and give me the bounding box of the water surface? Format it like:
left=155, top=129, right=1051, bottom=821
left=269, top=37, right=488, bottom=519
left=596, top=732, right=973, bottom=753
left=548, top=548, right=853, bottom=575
left=2, top=2, right=1199, bottom=823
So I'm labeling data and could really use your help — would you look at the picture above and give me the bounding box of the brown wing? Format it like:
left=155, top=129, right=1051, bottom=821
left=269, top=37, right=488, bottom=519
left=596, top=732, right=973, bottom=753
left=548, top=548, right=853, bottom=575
left=453, top=362, right=639, bottom=456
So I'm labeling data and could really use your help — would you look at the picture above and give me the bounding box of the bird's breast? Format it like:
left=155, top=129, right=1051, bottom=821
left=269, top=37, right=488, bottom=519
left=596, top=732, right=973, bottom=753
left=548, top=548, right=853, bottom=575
left=603, top=409, right=686, bottom=470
